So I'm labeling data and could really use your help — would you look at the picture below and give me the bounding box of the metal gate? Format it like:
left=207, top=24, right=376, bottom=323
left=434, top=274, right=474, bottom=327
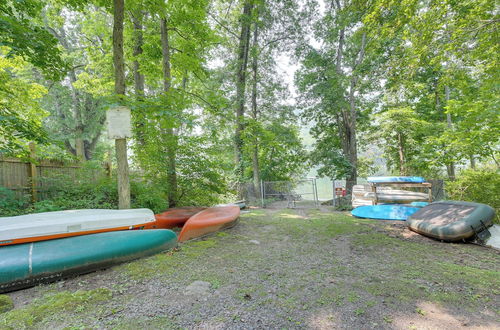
left=261, top=178, right=319, bottom=208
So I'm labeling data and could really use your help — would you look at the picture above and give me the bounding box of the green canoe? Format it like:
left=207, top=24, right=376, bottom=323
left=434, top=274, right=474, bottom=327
left=0, top=229, right=177, bottom=293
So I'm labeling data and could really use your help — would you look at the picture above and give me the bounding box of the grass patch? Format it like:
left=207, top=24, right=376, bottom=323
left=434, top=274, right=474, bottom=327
left=122, top=238, right=219, bottom=280
left=0, top=295, right=13, bottom=314
left=351, top=232, right=500, bottom=308
left=108, top=316, right=179, bottom=329
left=0, top=288, right=112, bottom=329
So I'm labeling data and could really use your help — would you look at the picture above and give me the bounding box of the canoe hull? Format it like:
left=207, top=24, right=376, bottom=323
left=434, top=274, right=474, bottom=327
left=178, top=206, right=240, bottom=242
left=0, top=230, right=177, bottom=293
left=154, top=207, right=206, bottom=229
left=407, top=201, right=495, bottom=241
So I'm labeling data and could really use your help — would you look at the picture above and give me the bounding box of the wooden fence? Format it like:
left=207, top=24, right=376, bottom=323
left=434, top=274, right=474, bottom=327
left=0, top=155, right=107, bottom=202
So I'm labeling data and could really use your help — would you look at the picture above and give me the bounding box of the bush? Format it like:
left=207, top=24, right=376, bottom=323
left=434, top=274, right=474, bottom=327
left=2, top=172, right=170, bottom=216
left=446, top=168, right=500, bottom=223
left=0, top=187, right=29, bottom=216
left=130, top=179, right=168, bottom=213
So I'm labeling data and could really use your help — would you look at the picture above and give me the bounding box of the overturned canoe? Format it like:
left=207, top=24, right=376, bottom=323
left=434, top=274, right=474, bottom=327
left=407, top=201, right=495, bottom=242
left=0, top=209, right=157, bottom=247
left=0, top=229, right=177, bottom=293
left=178, top=206, right=240, bottom=242
left=154, top=207, right=206, bottom=229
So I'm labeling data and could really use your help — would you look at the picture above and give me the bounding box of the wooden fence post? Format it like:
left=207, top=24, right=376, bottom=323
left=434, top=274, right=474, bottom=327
left=28, top=142, right=38, bottom=203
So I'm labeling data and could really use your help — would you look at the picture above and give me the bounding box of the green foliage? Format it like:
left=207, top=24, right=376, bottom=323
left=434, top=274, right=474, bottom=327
left=0, top=1, right=66, bottom=79
left=374, top=107, right=434, bottom=175
left=0, top=187, right=29, bottom=216
left=35, top=175, right=169, bottom=214
left=0, top=51, right=49, bottom=155
left=2, top=163, right=171, bottom=215
left=364, top=0, right=499, bottom=174
left=244, top=120, right=307, bottom=182
left=446, top=168, right=500, bottom=222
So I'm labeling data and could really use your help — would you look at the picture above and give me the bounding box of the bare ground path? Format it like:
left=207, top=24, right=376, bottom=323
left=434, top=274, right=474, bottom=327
left=1, top=208, right=499, bottom=329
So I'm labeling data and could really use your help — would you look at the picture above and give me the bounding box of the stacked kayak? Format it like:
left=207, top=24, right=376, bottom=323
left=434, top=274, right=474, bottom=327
left=407, top=201, right=495, bottom=242
left=351, top=205, right=420, bottom=221
left=155, top=207, right=206, bottom=229
left=367, top=176, right=426, bottom=183
left=0, top=230, right=177, bottom=293
left=0, top=209, right=157, bottom=246
left=178, top=206, right=240, bottom=242
left=363, top=190, right=429, bottom=204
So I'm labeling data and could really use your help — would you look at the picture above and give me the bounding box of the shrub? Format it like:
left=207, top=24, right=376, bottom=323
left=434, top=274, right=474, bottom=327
left=0, top=187, right=29, bottom=216
left=446, top=168, right=500, bottom=223
left=130, top=179, right=167, bottom=213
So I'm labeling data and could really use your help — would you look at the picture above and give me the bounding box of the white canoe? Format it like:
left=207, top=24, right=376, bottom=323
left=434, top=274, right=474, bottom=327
left=0, top=209, right=156, bottom=246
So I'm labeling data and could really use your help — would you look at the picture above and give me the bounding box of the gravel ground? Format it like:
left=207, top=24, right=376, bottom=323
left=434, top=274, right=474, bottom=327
left=1, top=207, right=499, bottom=329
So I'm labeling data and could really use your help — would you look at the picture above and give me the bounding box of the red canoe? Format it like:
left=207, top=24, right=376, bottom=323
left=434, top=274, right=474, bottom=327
left=154, top=207, right=206, bottom=229
left=178, top=206, right=240, bottom=242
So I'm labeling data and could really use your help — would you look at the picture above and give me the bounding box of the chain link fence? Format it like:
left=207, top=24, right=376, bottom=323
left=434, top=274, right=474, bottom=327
left=239, top=178, right=445, bottom=209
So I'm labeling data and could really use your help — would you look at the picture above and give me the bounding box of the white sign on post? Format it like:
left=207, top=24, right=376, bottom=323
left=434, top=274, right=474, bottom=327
left=106, top=106, right=132, bottom=139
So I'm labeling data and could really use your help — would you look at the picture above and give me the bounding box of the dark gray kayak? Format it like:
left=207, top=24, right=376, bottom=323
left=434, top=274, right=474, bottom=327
left=407, top=201, right=495, bottom=242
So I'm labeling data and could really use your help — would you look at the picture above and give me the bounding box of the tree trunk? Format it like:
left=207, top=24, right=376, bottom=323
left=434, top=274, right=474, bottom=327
left=161, top=17, right=178, bottom=208
left=234, top=0, right=254, bottom=186
left=132, top=9, right=146, bottom=146
left=445, top=85, right=455, bottom=180
left=397, top=132, right=406, bottom=175
left=75, top=134, right=85, bottom=162
left=470, top=155, right=476, bottom=169
left=344, top=33, right=366, bottom=195
left=250, top=21, right=260, bottom=199
left=113, top=0, right=130, bottom=209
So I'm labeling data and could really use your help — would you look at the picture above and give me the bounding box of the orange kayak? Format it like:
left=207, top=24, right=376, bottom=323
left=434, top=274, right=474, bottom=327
left=154, top=207, right=206, bottom=229
left=178, top=206, right=240, bottom=242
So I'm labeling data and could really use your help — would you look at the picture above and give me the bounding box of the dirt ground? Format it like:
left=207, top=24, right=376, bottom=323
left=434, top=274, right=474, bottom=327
left=1, top=207, right=499, bottom=329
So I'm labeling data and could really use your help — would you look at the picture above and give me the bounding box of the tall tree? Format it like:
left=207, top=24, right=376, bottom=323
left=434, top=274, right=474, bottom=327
left=234, top=0, right=255, bottom=186
left=113, top=0, right=130, bottom=209
left=296, top=0, right=379, bottom=194
left=41, top=6, right=107, bottom=161
left=160, top=16, right=178, bottom=208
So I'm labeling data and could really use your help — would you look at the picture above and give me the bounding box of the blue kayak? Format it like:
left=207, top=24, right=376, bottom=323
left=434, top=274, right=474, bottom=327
left=410, top=201, right=430, bottom=207
left=351, top=205, right=420, bottom=221
left=367, top=176, right=426, bottom=183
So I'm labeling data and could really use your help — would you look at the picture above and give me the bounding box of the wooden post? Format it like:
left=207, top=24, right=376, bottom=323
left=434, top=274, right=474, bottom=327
left=115, top=139, right=130, bottom=208
left=28, top=142, right=38, bottom=203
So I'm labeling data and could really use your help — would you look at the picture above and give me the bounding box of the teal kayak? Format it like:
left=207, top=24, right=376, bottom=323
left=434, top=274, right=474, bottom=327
left=0, top=229, right=177, bottom=293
